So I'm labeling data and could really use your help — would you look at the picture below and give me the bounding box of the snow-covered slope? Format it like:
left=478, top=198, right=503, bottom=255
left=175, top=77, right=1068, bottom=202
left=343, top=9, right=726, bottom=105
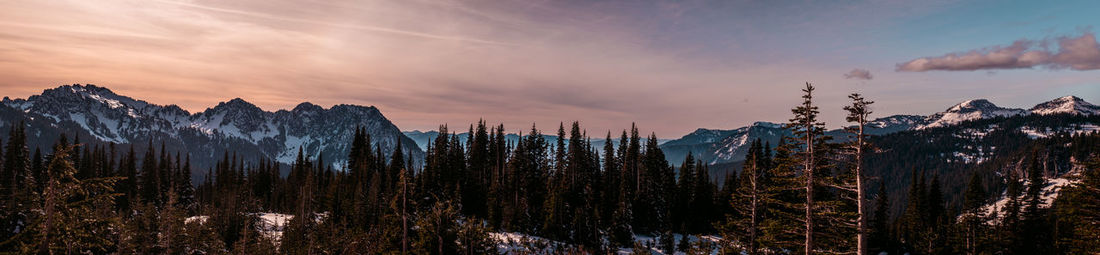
left=973, top=177, right=1075, bottom=224
left=865, top=114, right=928, bottom=135
left=918, top=99, right=1026, bottom=130
left=0, top=84, right=423, bottom=174
left=660, top=122, right=790, bottom=165
left=1029, top=96, right=1100, bottom=116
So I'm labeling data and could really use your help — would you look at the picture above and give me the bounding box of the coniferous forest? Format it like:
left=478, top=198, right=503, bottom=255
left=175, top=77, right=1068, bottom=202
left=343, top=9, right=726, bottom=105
left=1, top=83, right=1100, bottom=255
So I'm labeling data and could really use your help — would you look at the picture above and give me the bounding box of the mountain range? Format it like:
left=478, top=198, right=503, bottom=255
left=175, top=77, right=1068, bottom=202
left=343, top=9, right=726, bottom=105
left=0, top=84, right=423, bottom=179
left=2, top=85, right=1096, bottom=180
left=658, top=95, right=1100, bottom=166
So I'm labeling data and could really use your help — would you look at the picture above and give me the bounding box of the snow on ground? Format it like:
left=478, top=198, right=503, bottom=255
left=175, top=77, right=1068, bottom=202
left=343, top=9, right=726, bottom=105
left=257, top=213, right=293, bottom=244
left=1019, top=124, right=1100, bottom=139
left=490, top=232, right=725, bottom=254
left=974, top=177, right=1075, bottom=224
left=190, top=213, right=733, bottom=254
left=183, top=213, right=294, bottom=245
left=184, top=215, right=209, bottom=225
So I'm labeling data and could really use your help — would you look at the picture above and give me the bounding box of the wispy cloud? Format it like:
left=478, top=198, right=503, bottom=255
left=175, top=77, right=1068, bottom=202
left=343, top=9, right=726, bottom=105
left=897, top=32, right=1100, bottom=72
left=3, top=0, right=1092, bottom=136
left=843, top=68, right=873, bottom=80
left=153, top=0, right=513, bottom=46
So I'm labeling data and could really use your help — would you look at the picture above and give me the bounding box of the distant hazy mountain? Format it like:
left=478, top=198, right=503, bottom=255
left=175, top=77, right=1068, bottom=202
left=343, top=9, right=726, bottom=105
left=660, top=122, right=790, bottom=166
left=403, top=130, right=669, bottom=155
left=0, top=84, right=423, bottom=180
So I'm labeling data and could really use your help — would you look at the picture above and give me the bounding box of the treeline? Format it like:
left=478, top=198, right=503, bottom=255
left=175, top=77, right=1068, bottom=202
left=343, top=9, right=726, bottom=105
left=1, top=83, right=1100, bottom=254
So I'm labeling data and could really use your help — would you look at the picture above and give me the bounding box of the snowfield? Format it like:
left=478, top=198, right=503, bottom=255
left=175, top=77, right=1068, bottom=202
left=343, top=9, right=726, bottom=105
left=972, top=177, right=1076, bottom=224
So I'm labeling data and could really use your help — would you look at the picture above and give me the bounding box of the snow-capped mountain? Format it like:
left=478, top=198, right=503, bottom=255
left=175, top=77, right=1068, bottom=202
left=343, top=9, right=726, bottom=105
left=0, top=84, right=423, bottom=175
left=661, top=96, right=1097, bottom=166
left=1029, top=96, right=1100, bottom=116
left=917, top=99, right=1027, bottom=130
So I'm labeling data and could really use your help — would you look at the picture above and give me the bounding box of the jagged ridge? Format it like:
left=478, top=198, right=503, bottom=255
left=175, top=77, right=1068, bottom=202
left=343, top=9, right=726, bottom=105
left=0, top=84, right=424, bottom=175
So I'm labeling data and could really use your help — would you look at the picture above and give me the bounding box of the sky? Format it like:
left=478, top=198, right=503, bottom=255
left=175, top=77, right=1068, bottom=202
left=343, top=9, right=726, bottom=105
left=1, top=0, right=1098, bottom=137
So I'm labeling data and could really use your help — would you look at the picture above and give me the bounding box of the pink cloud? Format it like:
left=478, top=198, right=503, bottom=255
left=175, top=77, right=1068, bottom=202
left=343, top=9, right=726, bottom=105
left=897, top=32, right=1100, bottom=72
left=843, top=68, right=873, bottom=80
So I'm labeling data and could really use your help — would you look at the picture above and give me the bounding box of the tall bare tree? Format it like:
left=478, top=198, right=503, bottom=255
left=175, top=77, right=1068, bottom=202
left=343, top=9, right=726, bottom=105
left=787, top=82, right=825, bottom=254
left=844, top=93, right=873, bottom=255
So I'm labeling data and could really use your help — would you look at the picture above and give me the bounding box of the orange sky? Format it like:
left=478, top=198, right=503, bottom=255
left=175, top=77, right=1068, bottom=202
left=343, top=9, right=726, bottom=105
left=2, top=0, right=1098, bottom=136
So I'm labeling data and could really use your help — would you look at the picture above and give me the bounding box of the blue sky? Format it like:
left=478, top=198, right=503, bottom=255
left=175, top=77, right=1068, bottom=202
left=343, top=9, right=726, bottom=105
left=0, top=0, right=1097, bottom=136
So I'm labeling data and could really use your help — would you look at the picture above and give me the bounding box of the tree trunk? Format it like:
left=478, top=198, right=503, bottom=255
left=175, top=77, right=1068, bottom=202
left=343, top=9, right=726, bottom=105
left=749, top=159, right=759, bottom=254
left=39, top=173, right=56, bottom=254
left=805, top=118, right=815, bottom=255
left=856, top=116, right=866, bottom=255
left=402, top=174, right=408, bottom=254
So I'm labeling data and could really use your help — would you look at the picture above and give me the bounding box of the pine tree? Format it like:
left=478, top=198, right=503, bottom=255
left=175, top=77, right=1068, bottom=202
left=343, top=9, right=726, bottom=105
left=925, top=174, right=946, bottom=253
left=689, top=159, right=714, bottom=233
left=16, top=144, right=122, bottom=253
left=1001, top=166, right=1023, bottom=253
left=118, top=146, right=138, bottom=213
left=159, top=187, right=186, bottom=254
left=787, top=82, right=825, bottom=254
left=601, top=131, right=620, bottom=232
left=1050, top=155, right=1100, bottom=252
left=869, top=182, right=892, bottom=253
left=725, top=139, right=768, bottom=254
left=176, top=154, right=195, bottom=212
left=610, top=197, right=634, bottom=248
left=961, top=172, right=987, bottom=255
left=140, top=141, right=160, bottom=204
left=282, top=150, right=317, bottom=255
left=415, top=200, right=461, bottom=255
left=0, top=122, right=30, bottom=248
left=4, top=122, right=29, bottom=209
left=674, top=152, right=697, bottom=233
left=1020, top=150, right=1050, bottom=253
left=759, top=138, right=805, bottom=252
left=843, top=93, right=873, bottom=255
left=30, top=148, right=44, bottom=193
left=119, top=201, right=160, bottom=254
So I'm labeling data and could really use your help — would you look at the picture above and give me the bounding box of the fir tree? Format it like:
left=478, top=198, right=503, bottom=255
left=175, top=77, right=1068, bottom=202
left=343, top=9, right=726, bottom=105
left=786, top=82, right=825, bottom=254
left=961, top=172, right=987, bottom=255
left=16, top=144, right=122, bottom=253
left=869, top=182, right=892, bottom=253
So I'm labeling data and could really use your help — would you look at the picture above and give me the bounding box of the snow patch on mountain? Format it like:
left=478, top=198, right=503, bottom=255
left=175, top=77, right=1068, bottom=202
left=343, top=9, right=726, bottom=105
left=1030, top=96, right=1100, bottom=116
left=1019, top=124, right=1100, bottom=139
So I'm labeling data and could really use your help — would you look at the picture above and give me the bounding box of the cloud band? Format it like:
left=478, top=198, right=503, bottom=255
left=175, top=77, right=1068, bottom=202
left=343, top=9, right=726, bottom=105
left=897, top=32, right=1100, bottom=72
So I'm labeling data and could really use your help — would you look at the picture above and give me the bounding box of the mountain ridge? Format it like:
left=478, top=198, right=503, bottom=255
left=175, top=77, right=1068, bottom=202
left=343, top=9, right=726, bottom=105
left=0, top=84, right=424, bottom=178
left=661, top=96, right=1098, bottom=166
